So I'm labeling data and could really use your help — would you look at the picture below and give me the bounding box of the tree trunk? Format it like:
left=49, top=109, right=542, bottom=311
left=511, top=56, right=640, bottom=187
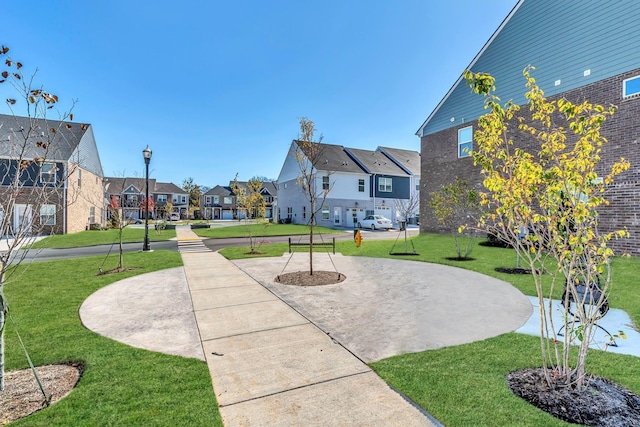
left=118, top=226, right=124, bottom=269
left=309, top=222, right=314, bottom=275
left=0, top=281, right=5, bottom=391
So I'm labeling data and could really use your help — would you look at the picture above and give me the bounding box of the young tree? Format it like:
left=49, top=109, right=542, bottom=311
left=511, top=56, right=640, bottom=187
left=294, top=117, right=332, bottom=275
left=393, top=191, right=420, bottom=253
left=464, top=66, right=630, bottom=390
left=140, top=196, right=153, bottom=220
left=182, top=177, right=201, bottom=219
left=0, top=45, right=83, bottom=391
left=230, top=174, right=266, bottom=253
left=429, top=177, right=482, bottom=260
left=105, top=176, right=143, bottom=272
left=164, top=200, right=174, bottom=220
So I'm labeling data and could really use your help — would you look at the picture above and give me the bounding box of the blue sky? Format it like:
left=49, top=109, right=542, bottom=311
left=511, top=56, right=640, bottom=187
left=2, top=0, right=516, bottom=188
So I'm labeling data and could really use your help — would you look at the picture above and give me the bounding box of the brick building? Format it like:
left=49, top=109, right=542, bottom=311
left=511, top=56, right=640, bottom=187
left=0, top=114, right=104, bottom=235
left=417, top=0, right=640, bottom=255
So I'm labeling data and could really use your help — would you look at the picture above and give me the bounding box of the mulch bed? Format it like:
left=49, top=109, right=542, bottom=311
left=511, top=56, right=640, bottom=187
left=507, top=367, right=640, bottom=426
left=495, top=267, right=534, bottom=274
left=1, top=362, right=84, bottom=424
left=275, top=271, right=346, bottom=286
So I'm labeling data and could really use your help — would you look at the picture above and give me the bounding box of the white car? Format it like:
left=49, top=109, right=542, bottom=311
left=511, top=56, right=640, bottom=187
left=169, top=213, right=180, bottom=221
left=358, top=215, right=393, bottom=230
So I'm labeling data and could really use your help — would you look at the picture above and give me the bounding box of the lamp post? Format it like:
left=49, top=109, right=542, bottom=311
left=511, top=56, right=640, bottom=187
left=142, top=145, right=152, bottom=252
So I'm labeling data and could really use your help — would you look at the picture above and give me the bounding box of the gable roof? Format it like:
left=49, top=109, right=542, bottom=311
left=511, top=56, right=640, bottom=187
left=417, top=0, right=640, bottom=137
left=104, top=177, right=146, bottom=194
left=229, top=180, right=278, bottom=196
left=104, top=177, right=186, bottom=195
left=0, top=113, right=103, bottom=177
left=154, top=181, right=185, bottom=194
left=261, top=181, right=277, bottom=196
left=295, top=140, right=365, bottom=174
left=344, top=147, right=409, bottom=176
left=377, top=147, right=420, bottom=175
left=204, top=185, right=234, bottom=196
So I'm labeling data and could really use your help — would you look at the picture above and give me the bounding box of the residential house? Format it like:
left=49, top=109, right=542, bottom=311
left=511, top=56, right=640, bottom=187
left=162, top=182, right=189, bottom=219
left=277, top=140, right=419, bottom=227
left=104, top=177, right=188, bottom=221
left=260, top=181, right=278, bottom=220
left=416, top=0, right=640, bottom=255
left=0, top=114, right=104, bottom=235
left=201, top=185, right=235, bottom=220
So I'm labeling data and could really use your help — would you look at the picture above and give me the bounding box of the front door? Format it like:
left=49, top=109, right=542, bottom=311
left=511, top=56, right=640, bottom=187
left=14, top=204, right=33, bottom=235
left=333, top=206, right=342, bottom=226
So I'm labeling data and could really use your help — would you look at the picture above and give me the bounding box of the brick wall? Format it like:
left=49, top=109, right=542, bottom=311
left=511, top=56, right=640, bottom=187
left=66, top=165, right=104, bottom=233
left=421, top=68, right=640, bottom=255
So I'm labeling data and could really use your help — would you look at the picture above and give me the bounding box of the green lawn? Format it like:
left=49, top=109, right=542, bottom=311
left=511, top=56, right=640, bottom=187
left=7, top=232, right=640, bottom=426
left=4, top=251, right=221, bottom=426
left=30, top=227, right=177, bottom=249
left=221, top=232, right=640, bottom=426
left=192, top=222, right=343, bottom=238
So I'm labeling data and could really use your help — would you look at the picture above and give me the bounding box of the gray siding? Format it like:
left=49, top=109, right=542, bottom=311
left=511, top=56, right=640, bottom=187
left=422, top=0, right=640, bottom=136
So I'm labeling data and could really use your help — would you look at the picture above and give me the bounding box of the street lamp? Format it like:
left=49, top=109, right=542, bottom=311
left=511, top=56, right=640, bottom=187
left=142, top=145, right=152, bottom=252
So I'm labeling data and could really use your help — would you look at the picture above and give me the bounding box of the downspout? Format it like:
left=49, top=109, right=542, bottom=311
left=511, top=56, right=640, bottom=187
left=372, top=173, right=376, bottom=215
left=63, top=163, right=67, bottom=234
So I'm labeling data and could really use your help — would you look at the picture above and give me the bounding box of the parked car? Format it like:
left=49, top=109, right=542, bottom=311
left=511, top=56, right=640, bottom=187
left=358, top=215, right=393, bottom=230
left=169, top=213, right=180, bottom=221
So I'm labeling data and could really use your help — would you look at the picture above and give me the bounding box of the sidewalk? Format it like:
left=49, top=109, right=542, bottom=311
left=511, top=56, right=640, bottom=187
left=174, top=226, right=437, bottom=426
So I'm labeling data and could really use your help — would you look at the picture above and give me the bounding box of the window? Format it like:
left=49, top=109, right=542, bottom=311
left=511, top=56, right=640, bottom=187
left=40, top=204, right=56, bottom=226
left=302, top=206, right=306, bottom=219
left=157, top=194, right=167, bottom=203
left=458, top=126, right=473, bottom=158
left=205, top=196, right=211, bottom=205
left=40, top=163, right=56, bottom=184
left=358, top=179, right=365, bottom=192
left=415, top=178, right=420, bottom=191
left=322, top=176, right=329, bottom=190
left=322, top=206, right=330, bottom=220
left=287, top=207, right=292, bottom=219
left=224, top=196, right=232, bottom=204
left=214, top=196, right=219, bottom=204
left=378, top=177, right=392, bottom=192
left=89, top=206, right=95, bottom=223
left=623, top=76, right=640, bottom=97
left=77, top=169, right=81, bottom=187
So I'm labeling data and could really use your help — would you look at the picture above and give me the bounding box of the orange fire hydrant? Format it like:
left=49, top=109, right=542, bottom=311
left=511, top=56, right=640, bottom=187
left=355, top=230, right=362, bottom=247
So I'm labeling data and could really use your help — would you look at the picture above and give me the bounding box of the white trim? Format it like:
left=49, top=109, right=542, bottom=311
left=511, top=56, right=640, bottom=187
left=415, top=0, right=525, bottom=137
left=458, top=126, right=473, bottom=158
left=623, top=75, right=640, bottom=98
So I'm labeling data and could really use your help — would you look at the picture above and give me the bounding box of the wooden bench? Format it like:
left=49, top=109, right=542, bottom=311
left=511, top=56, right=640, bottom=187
left=288, top=237, right=335, bottom=254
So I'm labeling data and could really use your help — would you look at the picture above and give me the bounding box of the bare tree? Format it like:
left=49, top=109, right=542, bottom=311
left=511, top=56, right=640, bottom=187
left=0, top=45, right=87, bottom=391
left=293, top=117, right=332, bottom=275
left=393, top=191, right=420, bottom=253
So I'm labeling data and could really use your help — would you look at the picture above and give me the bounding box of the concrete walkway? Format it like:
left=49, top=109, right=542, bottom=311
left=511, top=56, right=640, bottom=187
left=80, top=226, right=534, bottom=426
left=176, top=227, right=437, bottom=426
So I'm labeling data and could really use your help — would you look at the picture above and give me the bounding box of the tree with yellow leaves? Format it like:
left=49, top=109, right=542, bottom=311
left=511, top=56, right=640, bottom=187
left=464, top=66, right=630, bottom=390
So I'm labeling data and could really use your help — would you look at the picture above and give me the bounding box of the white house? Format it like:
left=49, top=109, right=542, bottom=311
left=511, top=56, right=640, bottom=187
left=277, top=140, right=420, bottom=228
